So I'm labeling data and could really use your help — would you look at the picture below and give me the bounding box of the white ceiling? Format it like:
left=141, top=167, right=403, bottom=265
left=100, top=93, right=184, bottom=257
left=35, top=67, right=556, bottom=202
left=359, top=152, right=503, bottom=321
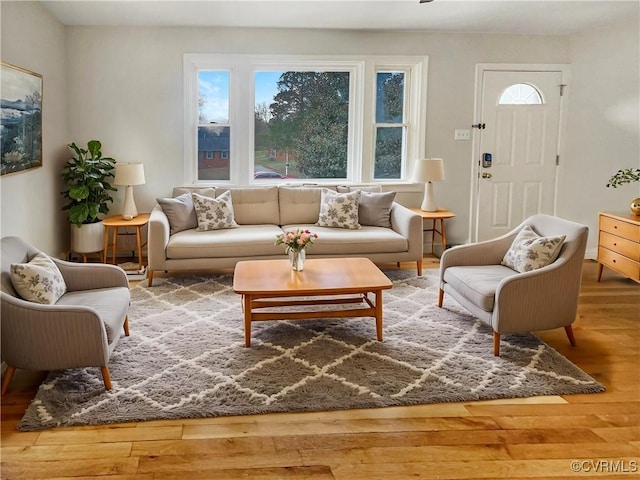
left=40, top=0, right=639, bottom=35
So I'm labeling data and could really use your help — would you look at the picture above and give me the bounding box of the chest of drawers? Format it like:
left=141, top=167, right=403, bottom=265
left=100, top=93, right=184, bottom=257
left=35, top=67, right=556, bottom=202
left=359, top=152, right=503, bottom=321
left=597, top=212, right=640, bottom=283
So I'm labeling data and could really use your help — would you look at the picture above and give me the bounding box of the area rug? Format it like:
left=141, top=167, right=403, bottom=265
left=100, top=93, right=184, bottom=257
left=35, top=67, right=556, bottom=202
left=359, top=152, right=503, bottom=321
left=18, top=270, right=604, bottom=431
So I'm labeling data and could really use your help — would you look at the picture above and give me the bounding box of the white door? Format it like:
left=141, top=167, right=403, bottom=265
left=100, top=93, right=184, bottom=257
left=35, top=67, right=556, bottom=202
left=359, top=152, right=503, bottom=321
left=474, top=69, right=565, bottom=241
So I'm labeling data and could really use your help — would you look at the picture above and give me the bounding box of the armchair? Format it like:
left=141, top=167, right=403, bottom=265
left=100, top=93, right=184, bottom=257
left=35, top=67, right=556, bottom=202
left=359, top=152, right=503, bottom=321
left=438, top=215, right=588, bottom=355
left=1, top=236, right=131, bottom=395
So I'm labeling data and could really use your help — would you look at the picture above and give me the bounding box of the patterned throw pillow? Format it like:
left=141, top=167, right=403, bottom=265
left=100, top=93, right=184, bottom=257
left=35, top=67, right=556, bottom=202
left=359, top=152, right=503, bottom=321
left=502, top=225, right=566, bottom=273
left=316, top=188, right=361, bottom=229
left=10, top=252, right=67, bottom=304
left=192, top=190, right=239, bottom=231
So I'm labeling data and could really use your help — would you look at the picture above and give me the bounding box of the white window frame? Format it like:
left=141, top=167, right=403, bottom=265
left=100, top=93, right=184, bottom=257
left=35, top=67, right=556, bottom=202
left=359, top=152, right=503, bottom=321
left=184, top=54, right=427, bottom=185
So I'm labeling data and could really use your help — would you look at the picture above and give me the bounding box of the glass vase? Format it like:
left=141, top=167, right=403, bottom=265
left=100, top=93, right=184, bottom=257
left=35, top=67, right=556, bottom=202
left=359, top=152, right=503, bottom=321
left=288, top=249, right=306, bottom=271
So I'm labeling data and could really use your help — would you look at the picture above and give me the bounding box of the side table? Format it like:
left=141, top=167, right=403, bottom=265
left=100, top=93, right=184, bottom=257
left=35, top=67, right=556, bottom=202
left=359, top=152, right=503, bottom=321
left=102, top=213, right=150, bottom=271
left=409, top=208, right=456, bottom=255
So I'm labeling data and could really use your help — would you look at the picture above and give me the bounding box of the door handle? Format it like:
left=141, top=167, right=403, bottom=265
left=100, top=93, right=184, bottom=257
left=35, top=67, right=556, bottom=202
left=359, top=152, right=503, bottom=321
left=482, top=172, right=492, bottom=179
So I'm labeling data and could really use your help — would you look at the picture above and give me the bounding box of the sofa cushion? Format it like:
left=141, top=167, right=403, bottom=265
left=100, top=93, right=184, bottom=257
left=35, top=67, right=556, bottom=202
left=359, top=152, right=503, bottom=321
left=167, top=225, right=285, bottom=258
left=279, top=186, right=330, bottom=225
left=316, top=188, right=361, bottom=229
left=56, top=287, right=130, bottom=344
left=443, top=265, right=518, bottom=312
left=502, top=225, right=566, bottom=273
left=358, top=191, right=396, bottom=228
left=156, top=192, right=198, bottom=234
left=172, top=186, right=216, bottom=199
left=192, top=191, right=239, bottom=231
left=10, top=252, right=67, bottom=304
left=282, top=224, right=407, bottom=255
left=336, top=185, right=382, bottom=193
left=217, top=187, right=280, bottom=225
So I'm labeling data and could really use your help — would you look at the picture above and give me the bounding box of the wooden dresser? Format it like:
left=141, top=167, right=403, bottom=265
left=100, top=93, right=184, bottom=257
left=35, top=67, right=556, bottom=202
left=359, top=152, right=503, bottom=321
left=597, top=212, right=640, bottom=283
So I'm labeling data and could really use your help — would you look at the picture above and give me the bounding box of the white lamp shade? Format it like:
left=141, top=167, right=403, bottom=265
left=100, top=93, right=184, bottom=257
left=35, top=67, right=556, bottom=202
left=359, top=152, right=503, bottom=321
left=114, top=163, right=146, bottom=186
left=412, top=158, right=445, bottom=183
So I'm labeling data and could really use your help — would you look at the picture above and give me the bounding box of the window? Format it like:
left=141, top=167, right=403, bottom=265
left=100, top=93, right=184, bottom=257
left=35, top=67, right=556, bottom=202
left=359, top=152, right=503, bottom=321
left=197, top=71, right=230, bottom=181
left=185, top=55, right=427, bottom=184
left=499, top=83, right=543, bottom=105
left=374, top=71, right=405, bottom=180
left=254, top=71, right=350, bottom=180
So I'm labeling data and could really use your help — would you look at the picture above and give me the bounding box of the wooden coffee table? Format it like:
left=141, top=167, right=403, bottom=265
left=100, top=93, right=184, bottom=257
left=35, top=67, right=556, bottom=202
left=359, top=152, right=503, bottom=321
left=233, top=257, right=393, bottom=347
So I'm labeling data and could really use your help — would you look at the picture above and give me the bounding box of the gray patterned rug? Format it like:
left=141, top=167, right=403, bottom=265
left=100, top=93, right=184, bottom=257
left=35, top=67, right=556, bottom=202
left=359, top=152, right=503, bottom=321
left=18, top=270, right=604, bottom=431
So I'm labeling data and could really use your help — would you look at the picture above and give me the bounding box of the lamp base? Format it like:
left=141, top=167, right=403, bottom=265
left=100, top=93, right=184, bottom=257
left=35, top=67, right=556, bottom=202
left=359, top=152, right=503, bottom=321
left=121, top=185, right=138, bottom=220
left=420, top=181, right=438, bottom=212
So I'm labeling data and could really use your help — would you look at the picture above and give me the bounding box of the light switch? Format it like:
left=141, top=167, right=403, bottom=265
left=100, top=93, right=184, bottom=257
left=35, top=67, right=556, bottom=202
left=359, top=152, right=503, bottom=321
left=455, top=129, right=470, bottom=140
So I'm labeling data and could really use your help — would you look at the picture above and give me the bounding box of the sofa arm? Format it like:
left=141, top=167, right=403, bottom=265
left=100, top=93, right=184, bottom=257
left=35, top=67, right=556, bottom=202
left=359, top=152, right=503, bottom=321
left=390, top=203, right=423, bottom=259
left=493, top=256, right=582, bottom=333
left=53, top=259, right=129, bottom=291
left=148, top=205, right=170, bottom=271
left=0, top=292, right=110, bottom=370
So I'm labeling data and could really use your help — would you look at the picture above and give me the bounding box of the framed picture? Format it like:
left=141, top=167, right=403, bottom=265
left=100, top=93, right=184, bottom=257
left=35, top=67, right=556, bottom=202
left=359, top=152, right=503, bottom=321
left=1, top=62, right=43, bottom=176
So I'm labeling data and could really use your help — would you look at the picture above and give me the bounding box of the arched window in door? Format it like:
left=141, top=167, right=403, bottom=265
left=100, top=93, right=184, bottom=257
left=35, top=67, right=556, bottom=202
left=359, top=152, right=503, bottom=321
left=499, top=83, right=543, bottom=105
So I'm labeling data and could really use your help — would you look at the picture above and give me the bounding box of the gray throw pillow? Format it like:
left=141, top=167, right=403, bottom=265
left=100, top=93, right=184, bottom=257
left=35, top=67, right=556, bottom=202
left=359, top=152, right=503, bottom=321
left=358, top=191, right=396, bottom=228
left=157, top=192, right=198, bottom=235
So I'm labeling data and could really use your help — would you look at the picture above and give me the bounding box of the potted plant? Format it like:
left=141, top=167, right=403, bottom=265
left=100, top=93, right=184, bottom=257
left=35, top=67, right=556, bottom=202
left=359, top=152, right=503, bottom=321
left=61, top=140, right=117, bottom=255
left=606, top=168, right=640, bottom=215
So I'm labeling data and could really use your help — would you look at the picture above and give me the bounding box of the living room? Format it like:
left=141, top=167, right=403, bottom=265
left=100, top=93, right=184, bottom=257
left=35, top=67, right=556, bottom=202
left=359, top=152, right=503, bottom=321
left=1, top=1, right=639, bottom=479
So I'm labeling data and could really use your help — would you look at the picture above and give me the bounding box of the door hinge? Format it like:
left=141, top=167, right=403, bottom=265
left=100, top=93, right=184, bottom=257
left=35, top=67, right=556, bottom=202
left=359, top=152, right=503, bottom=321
left=559, top=84, right=567, bottom=96
left=472, top=123, right=486, bottom=129
left=556, top=155, right=560, bottom=166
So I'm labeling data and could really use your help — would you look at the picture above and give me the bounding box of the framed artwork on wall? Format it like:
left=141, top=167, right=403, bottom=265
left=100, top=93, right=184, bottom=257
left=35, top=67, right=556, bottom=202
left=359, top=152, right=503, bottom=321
left=1, top=62, right=43, bottom=176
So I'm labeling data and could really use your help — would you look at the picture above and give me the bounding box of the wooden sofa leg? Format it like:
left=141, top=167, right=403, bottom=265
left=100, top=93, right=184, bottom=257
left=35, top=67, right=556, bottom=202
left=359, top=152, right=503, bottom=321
left=438, top=288, right=444, bottom=307
left=1, top=365, right=16, bottom=396
left=123, top=315, right=130, bottom=336
left=101, top=366, right=112, bottom=391
left=493, top=332, right=500, bottom=356
left=417, top=260, right=423, bottom=276
left=147, top=270, right=154, bottom=286
left=564, top=325, right=577, bottom=347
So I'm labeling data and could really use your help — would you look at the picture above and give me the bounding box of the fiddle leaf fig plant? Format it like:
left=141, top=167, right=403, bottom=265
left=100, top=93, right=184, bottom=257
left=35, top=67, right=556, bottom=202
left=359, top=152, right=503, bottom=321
left=606, top=168, right=640, bottom=188
left=61, top=140, right=117, bottom=227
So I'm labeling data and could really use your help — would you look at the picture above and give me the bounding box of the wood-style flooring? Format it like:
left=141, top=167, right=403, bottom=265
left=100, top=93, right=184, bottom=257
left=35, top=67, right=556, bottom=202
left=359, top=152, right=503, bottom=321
left=1, top=258, right=638, bottom=479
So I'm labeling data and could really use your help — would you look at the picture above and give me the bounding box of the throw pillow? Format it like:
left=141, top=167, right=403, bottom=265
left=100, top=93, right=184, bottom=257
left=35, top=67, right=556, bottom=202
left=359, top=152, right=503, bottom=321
left=156, top=192, right=198, bottom=234
left=316, top=188, right=361, bottom=229
left=502, top=225, right=566, bottom=273
left=192, top=190, right=239, bottom=231
left=358, top=191, right=396, bottom=228
left=10, top=252, right=67, bottom=304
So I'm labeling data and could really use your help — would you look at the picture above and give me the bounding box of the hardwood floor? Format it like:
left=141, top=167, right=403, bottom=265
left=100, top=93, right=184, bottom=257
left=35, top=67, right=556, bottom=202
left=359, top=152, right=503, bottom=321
left=1, top=258, right=638, bottom=479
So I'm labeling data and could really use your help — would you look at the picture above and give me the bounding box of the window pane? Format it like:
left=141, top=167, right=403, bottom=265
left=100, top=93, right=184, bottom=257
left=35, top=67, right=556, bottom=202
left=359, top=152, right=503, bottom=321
left=198, top=125, right=230, bottom=180
left=199, top=71, right=229, bottom=124
left=374, top=127, right=403, bottom=179
left=254, top=71, right=349, bottom=179
left=376, top=72, right=404, bottom=123
left=499, top=83, right=543, bottom=105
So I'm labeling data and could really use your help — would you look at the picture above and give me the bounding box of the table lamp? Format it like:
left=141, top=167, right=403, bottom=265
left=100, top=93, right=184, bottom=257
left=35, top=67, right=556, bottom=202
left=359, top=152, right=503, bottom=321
left=413, top=158, right=444, bottom=212
left=114, top=163, right=146, bottom=220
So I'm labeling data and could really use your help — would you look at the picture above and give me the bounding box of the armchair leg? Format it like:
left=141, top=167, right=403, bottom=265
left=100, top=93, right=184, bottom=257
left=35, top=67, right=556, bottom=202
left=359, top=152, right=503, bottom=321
left=438, top=288, right=444, bottom=307
left=101, top=366, right=112, bottom=391
left=123, top=315, right=130, bottom=336
left=564, top=325, right=577, bottom=347
left=1, top=365, right=16, bottom=396
left=417, top=260, right=423, bottom=276
left=148, top=270, right=154, bottom=287
left=493, top=332, right=500, bottom=356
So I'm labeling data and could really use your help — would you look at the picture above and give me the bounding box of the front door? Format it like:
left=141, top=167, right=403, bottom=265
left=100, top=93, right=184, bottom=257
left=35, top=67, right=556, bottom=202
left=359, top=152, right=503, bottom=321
left=473, top=68, right=567, bottom=241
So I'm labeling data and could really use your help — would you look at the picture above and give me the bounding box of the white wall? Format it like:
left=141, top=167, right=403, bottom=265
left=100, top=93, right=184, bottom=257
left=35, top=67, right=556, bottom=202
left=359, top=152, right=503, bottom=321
left=64, top=26, right=569, bottom=247
left=2, top=4, right=638, bottom=254
left=0, top=1, right=68, bottom=256
left=563, top=18, right=640, bottom=256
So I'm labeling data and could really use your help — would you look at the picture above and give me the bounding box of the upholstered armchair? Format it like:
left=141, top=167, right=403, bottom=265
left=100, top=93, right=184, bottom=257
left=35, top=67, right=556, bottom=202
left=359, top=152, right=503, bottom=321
left=438, top=214, right=588, bottom=355
left=1, top=236, right=131, bottom=395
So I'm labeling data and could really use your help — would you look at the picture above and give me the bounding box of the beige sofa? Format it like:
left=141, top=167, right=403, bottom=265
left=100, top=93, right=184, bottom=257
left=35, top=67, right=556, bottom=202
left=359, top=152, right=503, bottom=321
left=147, top=185, right=423, bottom=285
